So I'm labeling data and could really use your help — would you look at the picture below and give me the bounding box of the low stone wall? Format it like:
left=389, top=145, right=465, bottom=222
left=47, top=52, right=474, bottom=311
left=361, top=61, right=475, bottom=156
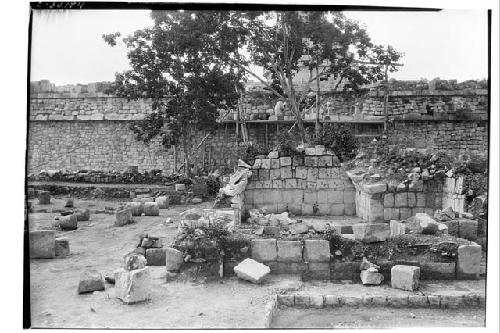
left=243, top=152, right=356, bottom=216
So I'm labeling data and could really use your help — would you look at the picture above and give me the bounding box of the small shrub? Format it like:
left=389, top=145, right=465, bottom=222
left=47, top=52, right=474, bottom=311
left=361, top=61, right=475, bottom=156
left=276, top=129, right=301, bottom=157
left=235, top=141, right=269, bottom=162
left=306, top=123, right=359, bottom=162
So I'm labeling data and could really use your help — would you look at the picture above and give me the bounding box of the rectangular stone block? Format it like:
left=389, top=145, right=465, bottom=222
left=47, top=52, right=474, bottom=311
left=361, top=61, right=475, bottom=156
left=251, top=239, right=277, bottom=262
left=303, top=191, right=317, bottom=204
left=304, top=156, right=318, bottom=167
left=303, top=240, right=330, bottom=262
left=284, top=178, right=298, bottom=189
left=391, top=265, right=420, bottom=291
left=458, top=219, right=478, bottom=241
left=317, top=167, right=332, bottom=179
left=234, top=258, right=271, bottom=283
left=261, top=159, right=270, bottom=169
left=394, top=192, right=408, bottom=208
left=399, top=208, right=412, bottom=220
left=114, top=267, right=151, bottom=304
left=416, top=192, right=425, bottom=207
left=294, top=166, right=307, bottom=179
left=384, top=193, right=394, bottom=208
left=328, top=204, right=344, bottom=216
left=275, top=262, right=307, bottom=274
left=420, top=262, right=456, bottom=280
left=344, top=203, right=356, bottom=216
left=294, top=294, right=311, bottom=308
left=384, top=208, right=399, bottom=222
left=353, top=223, right=390, bottom=243
left=343, top=190, right=355, bottom=204
left=293, top=155, right=304, bottom=166
left=270, top=158, right=280, bottom=169
left=259, top=169, right=270, bottom=181
left=387, top=295, right=409, bottom=307
left=408, top=295, right=429, bottom=307
left=317, top=156, right=333, bottom=167
left=272, top=180, right=283, bottom=188
left=145, top=248, right=166, bottom=266
left=327, top=190, right=343, bottom=204
left=29, top=230, right=56, bottom=259
left=301, top=203, right=314, bottom=215
left=390, top=220, right=406, bottom=237
left=407, top=192, right=417, bottom=207
left=279, top=156, right=292, bottom=166
left=280, top=166, right=292, bottom=179
left=277, top=294, right=295, bottom=307
left=304, top=262, right=330, bottom=280
left=306, top=167, right=318, bottom=181
left=277, top=241, right=303, bottom=262
left=270, top=168, right=281, bottom=180
left=324, top=295, right=341, bottom=307
left=457, top=244, right=481, bottom=279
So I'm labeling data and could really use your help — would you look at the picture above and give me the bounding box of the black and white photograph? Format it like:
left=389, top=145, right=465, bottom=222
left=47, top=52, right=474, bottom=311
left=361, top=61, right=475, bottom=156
left=12, top=0, right=499, bottom=330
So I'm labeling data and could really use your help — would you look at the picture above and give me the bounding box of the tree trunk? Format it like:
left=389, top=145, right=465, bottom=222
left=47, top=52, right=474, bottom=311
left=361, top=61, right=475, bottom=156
left=286, top=76, right=305, bottom=142
left=182, top=135, right=191, bottom=178
left=315, top=63, right=321, bottom=139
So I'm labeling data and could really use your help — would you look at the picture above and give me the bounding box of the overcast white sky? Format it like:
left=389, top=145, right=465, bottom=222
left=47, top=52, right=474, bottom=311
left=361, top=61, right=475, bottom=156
left=30, top=9, right=489, bottom=85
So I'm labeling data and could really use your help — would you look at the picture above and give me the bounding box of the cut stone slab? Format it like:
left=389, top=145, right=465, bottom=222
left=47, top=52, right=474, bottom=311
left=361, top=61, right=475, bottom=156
left=29, top=230, right=56, bottom=259
left=115, top=208, right=134, bottom=227
left=360, top=269, right=384, bottom=285
left=126, top=202, right=144, bottom=216
left=145, top=248, right=166, bottom=266
left=233, top=258, right=270, bottom=283
left=114, top=267, right=151, bottom=304
left=155, top=196, right=169, bottom=209
left=391, top=265, right=420, bottom=291
left=53, top=214, right=77, bottom=230
left=457, top=244, right=481, bottom=279
left=303, top=240, right=330, bottom=262
left=251, top=238, right=277, bottom=262
left=78, top=269, right=105, bottom=294
left=143, top=202, right=160, bottom=216
left=124, top=253, right=147, bottom=271
left=352, top=223, right=390, bottom=243
left=38, top=191, right=51, bottom=205
left=75, top=208, right=90, bottom=221
left=55, top=237, right=70, bottom=257
left=277, top=241, right=303, bottom=262
left=165, top=247, right=184, bottom=272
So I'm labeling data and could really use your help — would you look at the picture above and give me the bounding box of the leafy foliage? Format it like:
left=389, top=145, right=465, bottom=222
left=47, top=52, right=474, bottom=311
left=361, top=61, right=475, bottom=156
left=306, top=123, right=359, bottom=161
left=235, top=141, right=270, bottom=162
left=275, top=128, right=302, bottom=157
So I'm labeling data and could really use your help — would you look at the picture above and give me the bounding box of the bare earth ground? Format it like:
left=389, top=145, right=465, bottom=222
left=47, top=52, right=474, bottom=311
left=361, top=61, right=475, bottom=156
left=271, top=307, right=486, bottom=328
left=28, top=197, right=486, bottom=329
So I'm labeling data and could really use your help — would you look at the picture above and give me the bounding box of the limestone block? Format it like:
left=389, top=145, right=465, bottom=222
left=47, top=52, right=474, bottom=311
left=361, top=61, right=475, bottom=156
left=294, top=294, right=311, bottom=307
left=145, top=248, right=166, bottom=266
left=303, top=240, right=330, bottom=262
left=324, top=295, right=341, bottom=307
left=457, top=219, right=478, bottom=241
left=343, top=190, right=356, bottom=204
left=38, top=191, right=51, bottom=205
left=114, top=267, right=151, bottom=304
left=303, top=191, right=317, bottom=204
left=416, top=192, right=426, bottom=207
left=284, top=179, right=297, bottom=189
left=29, top=230, right=56, bottom=259
left=360, top=269, right=384, bottom=285
left=270, top=169, right=281, bottom=179
left=294, top=166, right=307, bottom=179
left=327, top=190, right=343, bottom=204
left=363, top=183, right=387, bottom=194
left=391, top=265, right=420, bottom=291
left=270, top=158, right=280, bottom=169
left=407, top=192, right=417, bottom=207
left=165, top=247, right=184, bottom=272
left=420, top=262, right=456, bottom=280
left=277, top=241, right=303, bottom=262
left=233, top=258, right=270, bottom=283
left=124, top=253, right=147, bottom=270
left=310, top=295, right=325, bottom=308
left=394, top=192, right=408, bottom=207
left=384, top=208, right=399, bottom=221
left=78, top=269, right=105, bottom=294
left=414, top=213, right=448, bottom=235
left=251, top=239, right=277, bottom=261
left=290, top=223, right=310, bottom=234
left=457, top=244, right=481, bottom=279
left=317, top=156, right=333, bottom=167
left=293, top=155, right=304, bottom=166
left=408, top=295, right=429, bottom=307
left=344, top=203, right=356, bottom=216
left=155, top=196, right=169, bottom=209
left=143, top=202, right=160, bottom=216
left=261, top=158, right=271, bottom=169
left=353, top=223, right=390, bottom=243
left=390, top=220, right=406, bottom=237
left=175, top=184, right=186, bottom=191
left=259, top=169, right=270, bottom=180
left=75, top=208, right=90, bottom=221
left=306, top=181, right=317, bottom=190
left=64, top=198, right=74, bottom=208
left=126, top=202, right=144, bottom=216
left=317, top=167, right=332, bottom=179
left=53, top=214, right=78, bottom=230
left=55, top=237, right=70, bottom=257
left=399, top=208, right=412, bottom=220
left=301, top=203, right=314, bottom=215
left=306, top=167, right=318, bottom=181
left=279, top=156, right=292, bottom=166
left=328, top=204, right=345, bottom=216
left=115, top=208, right=134, bottom=227
left=252, top=158, right=262, bottom=169
left=304, top=156, right=318, bottom=167
left=280, top=166, right=292, bottom=179
left=384, top=193, right=394, bottom=207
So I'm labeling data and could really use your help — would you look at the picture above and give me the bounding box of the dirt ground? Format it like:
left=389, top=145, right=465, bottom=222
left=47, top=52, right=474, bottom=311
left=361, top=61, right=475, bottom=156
left=28, top=197, right=304, bottom=329
left=271, top=307, right=486, bottom=328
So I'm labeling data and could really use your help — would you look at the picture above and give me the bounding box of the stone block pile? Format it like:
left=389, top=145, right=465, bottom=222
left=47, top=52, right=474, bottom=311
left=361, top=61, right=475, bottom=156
left=114, top=253, right=151, bottom=304
left=244, top=150, right=356, bottom=216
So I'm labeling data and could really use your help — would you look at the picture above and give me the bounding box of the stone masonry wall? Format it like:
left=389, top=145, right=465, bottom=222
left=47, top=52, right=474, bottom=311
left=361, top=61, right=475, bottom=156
left=244, top=151, right=356, bottom=216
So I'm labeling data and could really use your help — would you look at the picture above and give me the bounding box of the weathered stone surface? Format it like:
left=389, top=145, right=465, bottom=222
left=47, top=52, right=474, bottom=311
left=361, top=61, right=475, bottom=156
left=233, top=258, right=270, bottom=283
left=289, top=223, right=309, bottom=235
left=303, top=240, right=330, bottom=262
left=457, top=219, right=478, bottom=241
left=143, top=202, right=160, bottom=216
left=310, top=295, right=325, bottom=308
left=124, top=253, right=147, bottom=271
left=115, top=208, right=134, bottom=227
left=55, top=237, right=70, bottom=257
left=38, top=191, right=51, bottom=205
left=277, top=241, right=303, bottom=262
left=64, top=198, right=74, bottom=208
left=363, top=183, right=387, bottom=194
left=126, top=202, right=144, bottom=216
left=75, top=208, right=90, bottom=221
left=155, top=196, right=169, bottom=209
left=352, top=223, right=390, bottom=243
left=420, top=262, right=456, bottom=280
left=360, top=269, right=384, bottom=285
left=277, top=294, right=295, bottom=307
left=29, top=230, right=56, bottom=259
left=390, top=220, right=406, bottom=237
left=165, top=247, right=184, bottom=272
left=191, top=197, right=203, bottom=204
left=53, top=214, right=78, bottom=230
left=359, top=257, right=380, bottom=271
left=175, top=184, right=186, bottom=191
left=457, top=244, right=481, bottom=279
left=294, top=294, right=311, bottom=307
left=391, top=265, right=420, bottom=291
left=414, top=213, right=448, bottom=235
left=408, top=295, right=429, bottom=307
left=145, top=248, right=166, bottom=266
left=387, top=295, right=409, bottom=307
left=78, top=269, right=105, bottom=294
left=114, top=267, right=151, bottom=304
left=324, top=295, right=341, bottom=307
left=251, top=239, right=277, bottom=261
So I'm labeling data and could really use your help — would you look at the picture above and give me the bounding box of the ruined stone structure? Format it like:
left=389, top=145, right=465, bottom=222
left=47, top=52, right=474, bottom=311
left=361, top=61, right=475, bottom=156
left=28, top=79, right=488, bottom=174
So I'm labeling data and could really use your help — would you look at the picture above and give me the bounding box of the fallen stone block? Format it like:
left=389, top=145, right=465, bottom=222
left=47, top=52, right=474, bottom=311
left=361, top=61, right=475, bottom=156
left=143, top=202, right=160, bottom=216
left=175, top=184, right=186, bottom=191
left=124, top=253, right=147, bottom=271
left=64, top=198, right=74, bottom=208
left=126, top=202, right=144, bottom=216
left=414, top=213, right=448, bottom=235
left=114, top=267, right=151, bottom=304
left=155, top=196, right=169, bottom=209
left=277, top=241, right=303, bottom=262
left=303, top=240, right=330, bottom=262
left=352, top=223, right=390, bottom=243
left=114, top=208, right=134, bottom=227
left=29, top=230, right=56, bottom=259
left=53, top=214, right=78, bottom=230
left=145, top=248, right=166, bottom=266
left=165, top=247, right=184, bottom=272
left=251, top=239, right=277, bottom=262
left=233, top=258, right=270, bottom=283
left=360, top=268, right=384, bottom=285
left=390, top=220, right=406, bottom=237
left=55, top=237, right=70, bottom=257
left=38, top=191, right=51, bottom=205
left=391, top=265, right=420, bottom=291
left=75, top=208, right=90, bottom=221
left=457, top=244, right=481, bottom=279
left=289, top=223, right=309, bottom=235
left=78, top=269, right=105, bottom=294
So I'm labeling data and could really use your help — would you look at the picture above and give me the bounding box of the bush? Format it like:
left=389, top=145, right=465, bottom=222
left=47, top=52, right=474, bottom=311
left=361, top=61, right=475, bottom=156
left=306, top=123, right=359, bottom=162
left=276, top=128, right=302, bottom=157
left=235, top=141, right=269, bottom=163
